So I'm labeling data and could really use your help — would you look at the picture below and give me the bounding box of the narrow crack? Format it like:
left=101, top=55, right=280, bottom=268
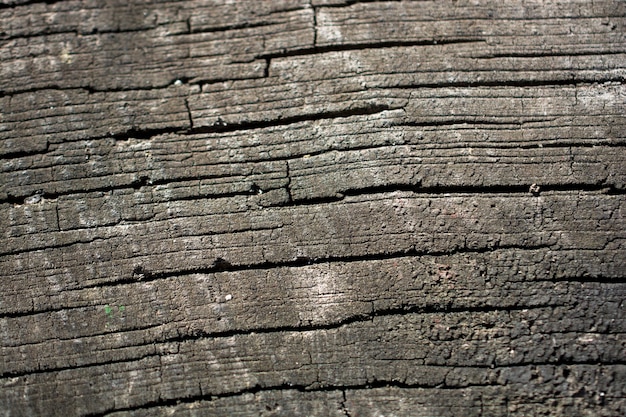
left=184, top=98, right=194, bottom=129
left=394, top=118, right=558, bottom=127
left=552, top=275, right=626, bottom=284
left=258, top=38, right=486, bottom=60
left=285, top=160, right=293, bottom=203
left=288, top=182, right=618, bottom=207
left=183, top=104, right=392, bottom=135
left=263, top=57, right=270, bottom=78
left=340, top=389, right=351, bottom=417
left=380, top=78, right=623, bottom=91
left=480, top=51, right=626, bottom=59
left=188, top=20, right=275, bottom=35
left=312, top=2, right=318, bottom=47
left=0, top=0, right=62, bottom=10
left=0, top=83, right=178, bottom=98
left=0, top=144, right=49, bottom=160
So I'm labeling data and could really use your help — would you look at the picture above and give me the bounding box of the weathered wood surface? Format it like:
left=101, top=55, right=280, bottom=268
left=1, top=0, right=625, bottom=416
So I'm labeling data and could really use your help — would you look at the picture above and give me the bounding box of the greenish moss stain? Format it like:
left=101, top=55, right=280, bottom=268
left=104, top=305, right=126, bottom=316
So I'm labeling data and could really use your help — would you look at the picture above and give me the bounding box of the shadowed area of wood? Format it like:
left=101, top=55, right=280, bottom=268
left=1, top=1, right=625, bottom=416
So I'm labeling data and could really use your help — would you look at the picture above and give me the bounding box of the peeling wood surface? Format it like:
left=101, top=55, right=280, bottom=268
left=1, top=0, right=625, bottom=416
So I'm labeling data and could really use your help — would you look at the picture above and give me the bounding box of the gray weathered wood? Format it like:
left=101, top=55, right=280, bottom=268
left=1, top=0, right=624, bottom=416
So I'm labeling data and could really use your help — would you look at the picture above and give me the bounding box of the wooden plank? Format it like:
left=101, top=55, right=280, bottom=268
left=0, top=86, right=191, bottom=156
left=100, top=376, right=625, bottom=417
left=2, top=0, right=624, bottom=95
left=0, top=0, right=311, bottom=39
left=4, top=82, right=624, bottom=201
left=2, top=243, right=624, bottom=315
left=0, top=7, right=314, bottom=92
left=1, top=306, right=623, bottom=415
left=315, top=0, right=626, bottom=54
left=105, top=388, right=349, bottom=417
left=3, top=41, right=623, bottom=156
left=343, top=379, right=626, bottom=417
left=2, top=258, right=624, bottom=375
left=189, top=71, right=626, bottom=128
left=2, top=128, right=624, bottom=203
left=3, top=191, right=625, bottom=256
left=1, top=192, right=624, bottom=317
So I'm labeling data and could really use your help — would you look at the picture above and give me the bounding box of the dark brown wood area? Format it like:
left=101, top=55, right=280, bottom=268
left=1, top=0, right=625, bottom=415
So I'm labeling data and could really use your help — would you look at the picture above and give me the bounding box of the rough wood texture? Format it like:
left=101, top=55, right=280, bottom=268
left=1, top=0, right=625, bottom=416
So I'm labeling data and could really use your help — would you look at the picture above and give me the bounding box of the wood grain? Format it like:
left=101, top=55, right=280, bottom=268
left=1, top=0, right=624, bottom=416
